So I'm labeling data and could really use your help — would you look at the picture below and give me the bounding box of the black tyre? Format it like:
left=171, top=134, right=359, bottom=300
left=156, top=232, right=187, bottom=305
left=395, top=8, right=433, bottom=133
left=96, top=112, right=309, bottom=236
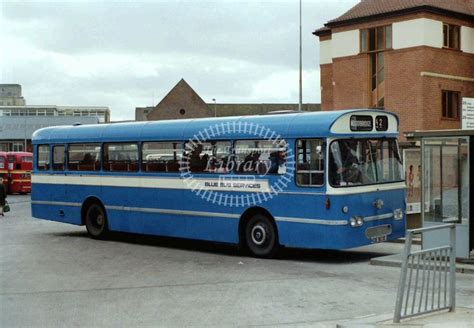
left=85, top=203, right=108, bottom=239
left=245, top=214, right=279, bottom=258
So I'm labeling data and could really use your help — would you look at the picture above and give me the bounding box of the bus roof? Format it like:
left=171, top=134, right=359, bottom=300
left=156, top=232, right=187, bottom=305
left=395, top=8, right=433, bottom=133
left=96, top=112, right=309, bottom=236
left=32, top=109, right=399, bottom=144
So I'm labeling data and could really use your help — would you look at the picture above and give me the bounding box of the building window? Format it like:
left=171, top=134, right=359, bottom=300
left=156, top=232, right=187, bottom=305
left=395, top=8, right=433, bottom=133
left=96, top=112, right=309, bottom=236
left=179, top=108, right=186, bottom=115
left=361, top=25, right=391, bottom=108
left=442, top=90, right=460, bottom=119
left=443, top=23, right=460, bottom=50
left=13, top=143, right=24, bottom=152
left=360, top=25, right=392, bottom=53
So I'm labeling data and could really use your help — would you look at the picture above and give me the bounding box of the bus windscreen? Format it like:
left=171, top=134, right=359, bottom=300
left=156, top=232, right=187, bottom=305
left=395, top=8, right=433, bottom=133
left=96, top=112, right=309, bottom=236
left=329, top=138, right=403, bottom=187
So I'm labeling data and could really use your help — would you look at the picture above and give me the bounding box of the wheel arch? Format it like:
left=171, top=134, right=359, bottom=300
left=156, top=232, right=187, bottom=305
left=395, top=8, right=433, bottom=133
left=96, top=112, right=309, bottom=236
left=238, top=206, right=278, bottom=246
left=81, top=196, right=105, bottom=226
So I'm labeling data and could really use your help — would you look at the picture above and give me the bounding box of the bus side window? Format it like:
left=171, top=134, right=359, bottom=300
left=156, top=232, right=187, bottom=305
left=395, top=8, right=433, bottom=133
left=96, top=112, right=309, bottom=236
left=68, top=144, right=101, bottom=171
left=37, top=145, right=50, bottom=171
left=296, top=139, right=325, bottom=186
left=183, top=141, right=231, bottom=174
left=142, top=141, right=183, bottom=173
left=235, top=140, right=287, bottom=175
left=52, top=145, right=65, bottom=171
left=103, top=143, right=139, bottom=172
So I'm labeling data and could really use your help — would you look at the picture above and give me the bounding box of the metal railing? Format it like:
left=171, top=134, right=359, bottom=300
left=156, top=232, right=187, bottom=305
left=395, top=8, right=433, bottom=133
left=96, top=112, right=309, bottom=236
left=394, top=224, right=456, bottom=323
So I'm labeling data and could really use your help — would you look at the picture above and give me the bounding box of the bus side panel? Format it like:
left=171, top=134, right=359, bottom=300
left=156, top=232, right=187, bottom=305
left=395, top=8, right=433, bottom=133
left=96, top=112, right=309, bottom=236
left=31, top=202, right=82, bottom=225
left=179, top=189, right=239, bottom=243
left=100, top=186, right=186, bottom=237
left=31, top=179, right=80, bottom=225
left=31, top=182, right=82, bottom=225
left=99, top=185, right=240, bottom=244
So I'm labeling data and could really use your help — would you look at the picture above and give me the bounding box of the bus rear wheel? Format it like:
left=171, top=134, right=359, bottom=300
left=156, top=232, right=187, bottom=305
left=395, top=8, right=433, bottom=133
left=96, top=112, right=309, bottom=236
left=245, top=214, right=279, bottom=258
left=85, top=203, right=108, bottom=239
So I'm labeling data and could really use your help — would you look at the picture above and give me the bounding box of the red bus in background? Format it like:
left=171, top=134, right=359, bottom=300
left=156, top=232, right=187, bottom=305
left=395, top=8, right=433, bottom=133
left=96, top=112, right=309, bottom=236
left=7, top=152, right=33, bottom=194
left=0, top=152, right=8, bottom=191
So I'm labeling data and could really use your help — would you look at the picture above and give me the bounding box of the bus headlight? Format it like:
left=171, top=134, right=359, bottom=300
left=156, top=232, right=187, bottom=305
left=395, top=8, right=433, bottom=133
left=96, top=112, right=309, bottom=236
left=350, top=216, right=364, bottom=227
left=393, top=209, right=404, bottom=220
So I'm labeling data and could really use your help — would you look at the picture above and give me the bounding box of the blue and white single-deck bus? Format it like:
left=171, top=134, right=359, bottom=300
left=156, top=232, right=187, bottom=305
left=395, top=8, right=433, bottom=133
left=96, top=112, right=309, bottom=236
left=31, top=109, right=406, bottom=257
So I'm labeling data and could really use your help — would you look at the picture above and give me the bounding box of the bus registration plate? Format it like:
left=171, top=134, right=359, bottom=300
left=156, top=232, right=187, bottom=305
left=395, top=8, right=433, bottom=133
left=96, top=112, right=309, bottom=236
left=371, top=235, right=387, bottom=243
left=365, top=224, right=391, bottom=243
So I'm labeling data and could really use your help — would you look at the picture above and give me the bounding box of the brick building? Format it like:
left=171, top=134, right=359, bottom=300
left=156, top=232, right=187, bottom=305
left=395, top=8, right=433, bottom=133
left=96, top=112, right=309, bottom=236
left=136, top=79, right=320, bottom=121
left=313, top=0, right=474, bottom=139
left=139, top=79, right=213, bottom=121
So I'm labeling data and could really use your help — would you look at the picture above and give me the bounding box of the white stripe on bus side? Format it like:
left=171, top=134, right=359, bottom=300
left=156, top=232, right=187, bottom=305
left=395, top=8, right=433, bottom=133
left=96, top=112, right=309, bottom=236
left=31, top=200, right=349, bottom=226
left=32, top=174, right=405, bottom=196
left=32, top=200, right=82, bottom=207
left=32, top=174, right=272, bottom=193
left=105, top=205, right=240, bottom=219
left=274, top=216, right=348, bottom=225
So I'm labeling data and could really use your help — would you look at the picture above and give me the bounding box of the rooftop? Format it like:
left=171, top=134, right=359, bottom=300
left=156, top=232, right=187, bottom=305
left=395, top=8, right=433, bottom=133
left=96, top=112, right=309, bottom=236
left=314, top=0, right=474, bottom=35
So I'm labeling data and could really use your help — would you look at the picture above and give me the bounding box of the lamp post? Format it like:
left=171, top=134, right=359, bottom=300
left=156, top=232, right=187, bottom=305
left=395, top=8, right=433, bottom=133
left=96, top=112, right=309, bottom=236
left=212, top=98, right=217, bottom=117
left=298, top=0, right=303, bottom=112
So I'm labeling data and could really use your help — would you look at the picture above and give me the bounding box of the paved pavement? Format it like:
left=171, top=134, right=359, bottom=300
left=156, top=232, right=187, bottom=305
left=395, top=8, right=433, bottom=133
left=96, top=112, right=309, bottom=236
left=1, top=195, right=473, bottom=327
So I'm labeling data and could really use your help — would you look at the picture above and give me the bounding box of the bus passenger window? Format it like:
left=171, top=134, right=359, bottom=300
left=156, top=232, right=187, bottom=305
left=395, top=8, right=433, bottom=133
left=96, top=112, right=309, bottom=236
left=68, top=144, right=101, bottom=171
left=296, top=139, right=325, bottom=186
left=183, top=141, right=231, bottom=173
left=235, top=139, right=287, bottom=175
left=142, top=142, right=183, bottom=173
left=52, top=146, right=65, bottom=171
left=37, top=145, right=50, bottom=171
left=103, top=143, right=139, bottom=172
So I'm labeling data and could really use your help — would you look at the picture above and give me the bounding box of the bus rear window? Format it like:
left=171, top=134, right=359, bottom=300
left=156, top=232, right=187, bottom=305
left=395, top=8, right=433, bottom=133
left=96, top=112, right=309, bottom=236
left=103, top=143, right=139, bottom=172
left=68, top=144, right=101, bottom=171
left=37, top=145, right=50, bottom=171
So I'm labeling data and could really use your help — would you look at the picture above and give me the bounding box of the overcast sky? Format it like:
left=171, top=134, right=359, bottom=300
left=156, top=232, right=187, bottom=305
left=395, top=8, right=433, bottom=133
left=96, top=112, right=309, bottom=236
left=1, top=0, right=357, bottom=121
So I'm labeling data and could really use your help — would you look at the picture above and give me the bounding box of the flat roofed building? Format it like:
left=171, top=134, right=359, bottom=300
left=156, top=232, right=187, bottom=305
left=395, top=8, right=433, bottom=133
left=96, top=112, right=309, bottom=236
left=0, top=116, right=100, bottom=152
left=0, top=84, right=26, bottom=106
left=0, top=105, right=110, bottom=152
left=0, top=105, right=110, bottom=123
left=314, top=0, right=474, bottom=139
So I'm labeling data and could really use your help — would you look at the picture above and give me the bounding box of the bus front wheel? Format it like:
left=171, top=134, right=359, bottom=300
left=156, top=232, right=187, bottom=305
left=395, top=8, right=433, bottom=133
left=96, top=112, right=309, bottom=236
left=85, top=203, right=108, bottom=239
left=245, top=214, right=279, bottom=258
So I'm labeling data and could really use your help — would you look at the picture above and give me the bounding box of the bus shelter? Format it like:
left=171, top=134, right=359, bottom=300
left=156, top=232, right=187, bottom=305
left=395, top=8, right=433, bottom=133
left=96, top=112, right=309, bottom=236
left=406, top=130, right=473, bottom=260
